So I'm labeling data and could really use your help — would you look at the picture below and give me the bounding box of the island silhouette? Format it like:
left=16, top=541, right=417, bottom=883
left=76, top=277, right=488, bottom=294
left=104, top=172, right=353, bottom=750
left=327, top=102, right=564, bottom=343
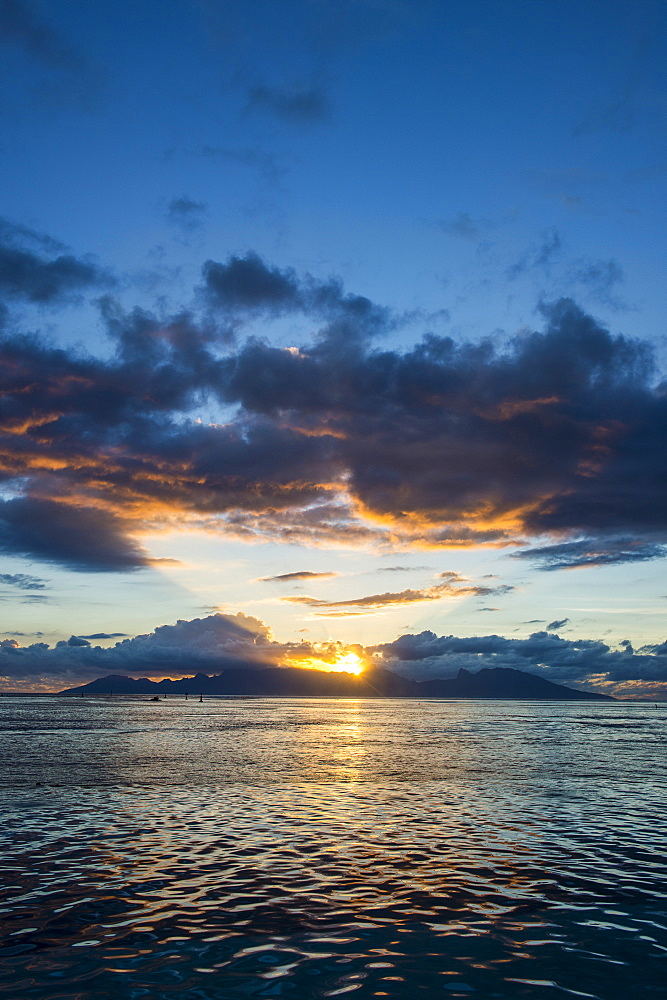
left=59, top=666, right=612, bottom=699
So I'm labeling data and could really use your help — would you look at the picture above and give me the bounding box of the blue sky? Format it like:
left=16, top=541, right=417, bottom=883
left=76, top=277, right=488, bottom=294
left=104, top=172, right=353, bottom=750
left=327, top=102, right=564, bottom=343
left=1, top=0, right=666, bottom=696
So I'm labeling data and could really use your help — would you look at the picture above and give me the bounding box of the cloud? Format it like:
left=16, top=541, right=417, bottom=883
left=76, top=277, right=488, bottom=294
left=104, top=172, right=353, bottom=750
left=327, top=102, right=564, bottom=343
left=78, top=632, right=128, bottom=640
left=0, top=245, right=105, bottom=303
left=0, top=215, right=64, bottom=253
left=515, top=538, right=667, bottom=571
left=0, top=612, right=320, bottom=687
left=0, top=217, right=111, bottom=303
left=282, top=579, right=513, bottom=610
left=507, top=229, right=626, bottom=309
left=259, top=570, right=338, bottom=582
left=375, top=627, right=667, bottom=697
left=67, top=634, right=90, bottom=647
left=568, top=257, right=625, bottom=308
left=0, top=572, right=46, bottom=590
left=201, top=251, right=389, bottom=341
left=508, top=228, right=562, bottom=278
left=245, top=82, right=331, bottom=123
left=166, top=196, right=208, bottom=230
left=1, top=232, right=667, bottom=573
left=546, top=618, right=569, bottom=631
left=0, top=498, right=151, bottom=572
left=1, top=612, right=666, bottom=699
left=1, top=631, right=44, bottom=636
left=202, top=252, right=300, bottom=313
left=0, top=613, right=268, bottom=685
left=0, top=592, right=49, bottom=604
left=644, top=640, right=667, bottom=655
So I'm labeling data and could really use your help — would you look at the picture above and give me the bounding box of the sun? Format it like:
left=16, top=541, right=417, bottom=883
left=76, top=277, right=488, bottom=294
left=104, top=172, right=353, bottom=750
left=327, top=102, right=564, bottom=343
left=329, top=651, right=365, bottom=675
left=296, top=649, right=366, bottom=676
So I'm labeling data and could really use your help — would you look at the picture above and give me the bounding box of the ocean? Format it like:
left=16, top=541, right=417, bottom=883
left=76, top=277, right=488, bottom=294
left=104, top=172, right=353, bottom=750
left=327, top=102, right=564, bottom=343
left=0, top=696, right=665, bottom=999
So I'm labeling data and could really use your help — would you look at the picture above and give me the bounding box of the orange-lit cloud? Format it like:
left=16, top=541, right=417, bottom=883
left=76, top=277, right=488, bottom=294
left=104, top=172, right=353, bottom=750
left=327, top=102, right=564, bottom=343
left=282, top=578, right=513, bottom=610
left=1, top=246, right=666, bottom=574
left=258, top=570, right=339, bottom=582
left=2, top=611, right=666, bottom=697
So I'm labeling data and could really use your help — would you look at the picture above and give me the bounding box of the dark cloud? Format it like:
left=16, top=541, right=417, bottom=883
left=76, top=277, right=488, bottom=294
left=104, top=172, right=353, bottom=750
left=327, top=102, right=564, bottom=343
left=0, top=572, right=46, bottom=590
left=0, top=498, right=150, bottom=572
left=1, top=235, right=666, bottom=573
left=644, top=640, right=667, bottom=655
left=67, top=635, right=90, bottom=647
left=78, top=632, right=128, bottom=640
left=514, top=538, right=667, bottom=571
left=0, top=218, right=111, bottom=303
left=203, top=252, right=300, bottom=313
left=201, top=251, right=389, bottom=343
left=0, top=613, right=284, bottom=686
left=166, top=196, right=208, bottom=230
left=259, top=570, right=338, bottom=582
left=546, top=618, right=570, bottom=631
left=245, top=82, right=331, bottom=123
left=375, top=628, right=667, bottom=697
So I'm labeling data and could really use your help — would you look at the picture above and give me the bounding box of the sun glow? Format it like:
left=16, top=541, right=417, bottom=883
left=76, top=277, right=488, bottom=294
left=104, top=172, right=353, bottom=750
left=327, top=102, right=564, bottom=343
left=297, top=650, right=366, bottom=676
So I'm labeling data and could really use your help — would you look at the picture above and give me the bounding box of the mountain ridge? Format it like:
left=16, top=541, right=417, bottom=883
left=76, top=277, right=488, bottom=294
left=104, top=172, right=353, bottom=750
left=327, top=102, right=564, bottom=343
left=58, top=665, right=613, bottom=700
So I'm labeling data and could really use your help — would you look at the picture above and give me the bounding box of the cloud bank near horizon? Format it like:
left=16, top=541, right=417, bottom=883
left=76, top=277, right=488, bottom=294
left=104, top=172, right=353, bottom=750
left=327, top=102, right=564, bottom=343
left=1, top=612, right=665, bottom=700
left=1, top=221, right=666, bottom=576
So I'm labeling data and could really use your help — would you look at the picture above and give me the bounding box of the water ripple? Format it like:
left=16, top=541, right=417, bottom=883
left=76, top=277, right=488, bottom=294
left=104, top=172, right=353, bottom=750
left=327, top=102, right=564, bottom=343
left=0, top=698, right=666, bottom=998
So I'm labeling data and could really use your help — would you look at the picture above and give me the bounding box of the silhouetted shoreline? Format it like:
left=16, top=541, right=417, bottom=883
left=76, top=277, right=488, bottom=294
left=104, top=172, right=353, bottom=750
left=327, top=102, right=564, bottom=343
left=55, top=665, right=613, bottom=700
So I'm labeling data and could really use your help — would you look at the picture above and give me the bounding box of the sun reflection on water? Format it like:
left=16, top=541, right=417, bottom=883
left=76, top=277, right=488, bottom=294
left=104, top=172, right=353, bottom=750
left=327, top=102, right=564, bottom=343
left=0, top=699, right=666, bottom=999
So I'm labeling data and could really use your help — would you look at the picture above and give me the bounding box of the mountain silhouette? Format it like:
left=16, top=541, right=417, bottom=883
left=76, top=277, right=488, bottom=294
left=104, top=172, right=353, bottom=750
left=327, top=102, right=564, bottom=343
left=59, top=666, right=612, bottom=700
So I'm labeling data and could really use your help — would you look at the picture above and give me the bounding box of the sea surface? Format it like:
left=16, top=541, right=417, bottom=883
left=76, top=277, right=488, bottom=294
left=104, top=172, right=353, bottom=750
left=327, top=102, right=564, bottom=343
left=0, top=696, right=665, bottom=1000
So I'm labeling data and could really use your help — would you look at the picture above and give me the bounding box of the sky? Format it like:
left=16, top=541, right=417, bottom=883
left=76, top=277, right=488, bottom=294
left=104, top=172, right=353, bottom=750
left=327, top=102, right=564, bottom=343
left=0, top=0, right=666, bottom=697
